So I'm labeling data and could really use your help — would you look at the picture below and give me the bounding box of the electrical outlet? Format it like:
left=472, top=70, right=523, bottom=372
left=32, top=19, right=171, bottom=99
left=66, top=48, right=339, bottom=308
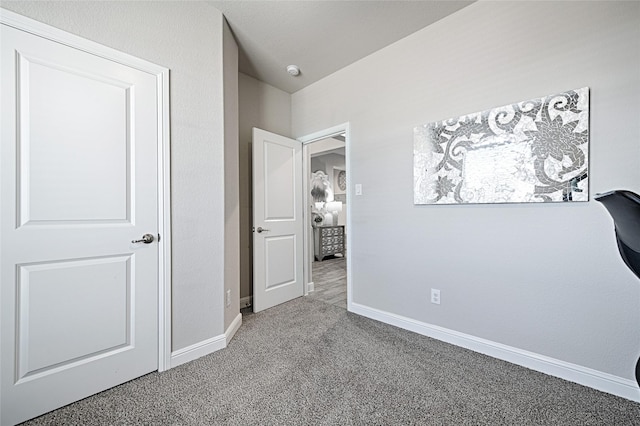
left=431, top=288, right=441, bottom=305
left=226, top=289, right=231, bottom=307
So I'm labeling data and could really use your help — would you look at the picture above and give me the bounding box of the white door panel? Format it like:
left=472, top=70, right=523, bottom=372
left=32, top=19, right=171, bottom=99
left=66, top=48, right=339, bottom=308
left=253, top=129, right=303, bottom=312
left=265, top=235, right=298, bottom=288
left=264, top=141, right=297, bottom=220
left=2, top=21, right=159, bottom=425
left=20, top=52, right=132, bottom=223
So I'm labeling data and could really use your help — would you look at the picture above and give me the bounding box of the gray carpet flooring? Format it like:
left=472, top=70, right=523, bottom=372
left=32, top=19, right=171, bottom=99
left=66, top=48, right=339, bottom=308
left=23, top=297, right=640, bottom=425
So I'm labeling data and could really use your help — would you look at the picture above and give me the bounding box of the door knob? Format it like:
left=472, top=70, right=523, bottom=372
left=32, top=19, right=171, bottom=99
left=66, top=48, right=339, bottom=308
left=256, top=227, right=270, bottom=233
left=132, top=233, right=155, bottom=244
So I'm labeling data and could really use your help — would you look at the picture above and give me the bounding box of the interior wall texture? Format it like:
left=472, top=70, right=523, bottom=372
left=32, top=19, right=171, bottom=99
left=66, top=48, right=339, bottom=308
left=223, top=19, right=240, bottom=331
left=292, top=1, right=640, bottom=382
left=1, top=1, right=229, bottom=351
left=238, top=73, right=292, bottom=301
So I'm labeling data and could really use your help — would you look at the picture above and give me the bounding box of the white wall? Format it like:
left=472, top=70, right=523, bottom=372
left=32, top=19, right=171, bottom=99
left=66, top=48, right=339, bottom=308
left=238, top=73, right=291, bottom=301
left=308, top=137, right=345, bottom=155
left=1, top=1, right=232, bottom=351
left=292, top=0, right=640, bottom=393
left=223, top=19, right=240, bottom=330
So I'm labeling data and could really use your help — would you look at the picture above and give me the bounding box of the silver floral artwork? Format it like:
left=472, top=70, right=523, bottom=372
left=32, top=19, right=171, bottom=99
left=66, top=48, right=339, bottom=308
left=414, top=87, right=589, bottom=204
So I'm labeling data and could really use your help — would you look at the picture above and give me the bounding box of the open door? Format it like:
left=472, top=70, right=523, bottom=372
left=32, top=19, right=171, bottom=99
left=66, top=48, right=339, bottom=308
left=252, top=128, right=304, bottom=312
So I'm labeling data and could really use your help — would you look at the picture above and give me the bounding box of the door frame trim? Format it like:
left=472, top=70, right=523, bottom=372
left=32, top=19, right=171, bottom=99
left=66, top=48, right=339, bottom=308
left=298, top=123, right=352, bottom=310
left=0, top=9, right=173, bottom=372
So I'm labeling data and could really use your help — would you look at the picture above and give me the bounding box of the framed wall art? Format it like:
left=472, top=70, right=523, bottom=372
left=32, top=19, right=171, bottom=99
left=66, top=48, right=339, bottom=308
left=414, top=87, right=589, bottom=204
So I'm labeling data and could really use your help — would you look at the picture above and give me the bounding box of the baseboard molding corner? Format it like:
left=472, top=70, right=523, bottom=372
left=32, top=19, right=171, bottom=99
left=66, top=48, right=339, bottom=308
left=169, top=313, right=243, bottom=369
left=307, top=281, right=315, bottom=293
left=170, top=334, right=226, bottom=369
left=225, top=313, right=242, bottom=344
left=349, top=302, right=640, bottom=403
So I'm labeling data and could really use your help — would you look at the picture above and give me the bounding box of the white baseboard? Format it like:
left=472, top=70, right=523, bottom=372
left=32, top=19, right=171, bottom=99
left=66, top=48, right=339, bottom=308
left=170, top=334, right=226, bottom=368
left=226, top=313, right=242, bottom=343
left=349, top=302, right=640, bottom=403
left=240, top=296, right=252, bottom=308
left=170, top=313, right=243, bottom=368
left=307, top=281, right=315, bottom=293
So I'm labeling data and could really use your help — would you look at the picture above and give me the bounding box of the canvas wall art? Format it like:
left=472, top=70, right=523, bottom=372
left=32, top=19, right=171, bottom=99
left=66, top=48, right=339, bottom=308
left=414, top=87, right=589, bottom=204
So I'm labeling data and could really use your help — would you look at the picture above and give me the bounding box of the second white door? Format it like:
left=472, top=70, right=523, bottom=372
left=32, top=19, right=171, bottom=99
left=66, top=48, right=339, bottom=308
left=252, top=128, right=304, bottom=312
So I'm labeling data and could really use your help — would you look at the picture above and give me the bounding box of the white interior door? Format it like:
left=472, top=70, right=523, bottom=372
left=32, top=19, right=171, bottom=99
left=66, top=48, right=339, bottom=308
left=1, top=20, right=160, bottom=425
left=252, top=128, right=304, bottom=312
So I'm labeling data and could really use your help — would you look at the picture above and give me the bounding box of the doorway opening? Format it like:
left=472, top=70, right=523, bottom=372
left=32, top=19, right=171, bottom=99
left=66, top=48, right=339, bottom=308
left=299, top=123, right=351, bottom=311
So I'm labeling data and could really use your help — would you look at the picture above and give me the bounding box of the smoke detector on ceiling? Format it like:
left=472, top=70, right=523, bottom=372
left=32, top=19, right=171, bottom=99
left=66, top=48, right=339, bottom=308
left=286, top=65, right=300, bottom=77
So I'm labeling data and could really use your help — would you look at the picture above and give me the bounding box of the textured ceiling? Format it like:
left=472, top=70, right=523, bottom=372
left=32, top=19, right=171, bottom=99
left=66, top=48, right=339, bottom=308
left=208, top=1, right=474, bottom=93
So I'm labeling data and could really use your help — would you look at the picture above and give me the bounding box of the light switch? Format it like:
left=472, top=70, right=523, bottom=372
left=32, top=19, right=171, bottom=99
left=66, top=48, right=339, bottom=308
left=355, top=184, right=362, bottom=196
